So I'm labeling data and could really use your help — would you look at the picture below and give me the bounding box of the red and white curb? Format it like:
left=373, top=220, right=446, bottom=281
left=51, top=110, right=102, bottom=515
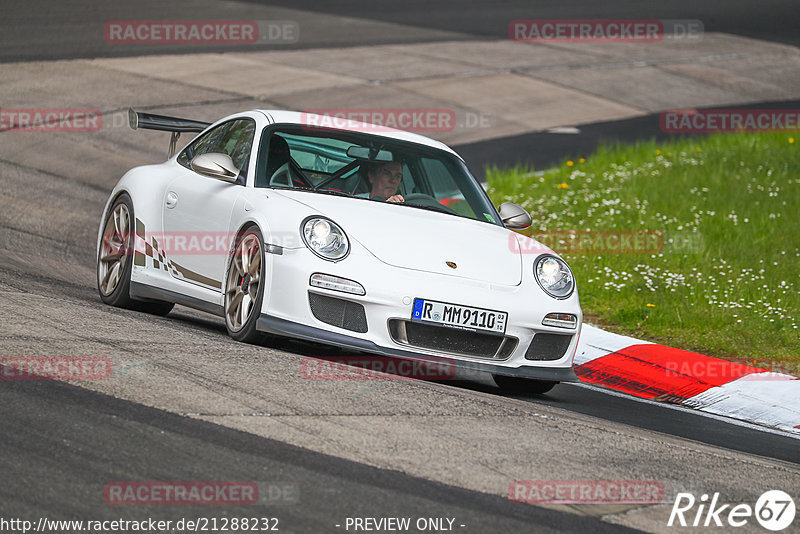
left=575, top=325, right=800, bottom=435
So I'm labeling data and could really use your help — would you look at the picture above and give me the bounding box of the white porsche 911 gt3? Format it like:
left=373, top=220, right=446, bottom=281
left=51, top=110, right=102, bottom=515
left=96, top=108, right=582, bottom=393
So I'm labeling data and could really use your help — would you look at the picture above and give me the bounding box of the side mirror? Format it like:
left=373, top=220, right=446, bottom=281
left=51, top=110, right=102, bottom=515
left=498, top=202, right=532, bottom=229
left=190, top=153, right=239, bottom=182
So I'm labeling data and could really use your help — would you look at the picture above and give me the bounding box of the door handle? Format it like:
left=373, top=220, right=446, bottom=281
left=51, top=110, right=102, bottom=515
left=165, top=191, right=178, bottom=209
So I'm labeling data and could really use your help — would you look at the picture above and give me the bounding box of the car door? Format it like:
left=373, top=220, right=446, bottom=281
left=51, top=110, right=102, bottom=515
left=161, top=118, right=256, bottom=293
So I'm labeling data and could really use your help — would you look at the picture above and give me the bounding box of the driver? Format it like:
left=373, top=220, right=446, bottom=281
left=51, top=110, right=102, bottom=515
left=364, top=161, right=404, bottom=203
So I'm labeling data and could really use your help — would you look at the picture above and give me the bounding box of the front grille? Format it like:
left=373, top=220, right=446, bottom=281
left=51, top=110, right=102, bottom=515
left=389, top=320, right=517, bottom=360
left=525, top=333, right=572, bottom=361
left=308, top=292, right=368, bottom=333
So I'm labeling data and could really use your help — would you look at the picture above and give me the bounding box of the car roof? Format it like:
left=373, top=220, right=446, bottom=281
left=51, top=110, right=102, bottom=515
left=256, top=110, right=460, bottom=158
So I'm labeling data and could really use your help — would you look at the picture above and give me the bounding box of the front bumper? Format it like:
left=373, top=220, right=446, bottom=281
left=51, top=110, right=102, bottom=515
left=258, top=242, right=582, bottom=381
left=257, top=314, right=579, bottom=382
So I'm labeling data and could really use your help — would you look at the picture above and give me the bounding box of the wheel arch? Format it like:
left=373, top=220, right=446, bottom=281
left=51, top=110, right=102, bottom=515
left=96, top=164, right=169, bottom=258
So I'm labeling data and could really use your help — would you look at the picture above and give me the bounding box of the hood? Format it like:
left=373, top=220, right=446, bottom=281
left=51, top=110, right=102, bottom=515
left=275, top=190, right=522, bottom=286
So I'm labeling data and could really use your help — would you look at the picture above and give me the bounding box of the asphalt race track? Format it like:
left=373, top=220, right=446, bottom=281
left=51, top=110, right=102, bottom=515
left=0, top=376, right=639, bottom=533
left=1, top=2, right=799, bottom=533
left=2, top=0, right=799, bottom=61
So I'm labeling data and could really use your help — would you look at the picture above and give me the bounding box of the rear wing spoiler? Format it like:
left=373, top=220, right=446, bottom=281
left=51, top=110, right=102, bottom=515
left=128, top=108, right=211, bottom=157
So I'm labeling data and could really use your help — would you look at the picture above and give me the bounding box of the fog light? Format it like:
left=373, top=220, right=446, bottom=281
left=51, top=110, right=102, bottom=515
left=542, top=312, right=577, bottom=329
left=310, top=273, right=365, bottom=295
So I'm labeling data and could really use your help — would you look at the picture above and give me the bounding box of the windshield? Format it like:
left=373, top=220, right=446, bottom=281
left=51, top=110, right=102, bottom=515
left=255, top=126, right=502, bottom=225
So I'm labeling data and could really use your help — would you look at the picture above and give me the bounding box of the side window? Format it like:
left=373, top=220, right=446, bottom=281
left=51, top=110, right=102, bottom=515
left=178, top=119, right=256, bottom=178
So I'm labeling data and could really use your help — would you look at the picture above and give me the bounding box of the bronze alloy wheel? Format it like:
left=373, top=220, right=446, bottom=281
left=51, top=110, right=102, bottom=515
left=98, top=202, right=131, bottom=296
left=224, top=228, right=266, bottom=343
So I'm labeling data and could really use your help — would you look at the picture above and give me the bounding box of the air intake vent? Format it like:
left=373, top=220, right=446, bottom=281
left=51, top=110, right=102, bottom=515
left=525, top=333, right=572, bottom=361
left=308, top=293, right=368, bottom=333
left=388, top=320, right=517, bottom=360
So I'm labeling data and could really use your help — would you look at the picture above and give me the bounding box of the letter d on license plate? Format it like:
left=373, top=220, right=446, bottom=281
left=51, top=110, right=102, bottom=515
left=411, top=298, right=507, bottom=334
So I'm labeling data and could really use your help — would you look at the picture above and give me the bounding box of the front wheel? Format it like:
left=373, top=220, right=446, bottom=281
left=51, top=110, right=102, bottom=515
left=224, top=227, right=266, bottom=343
left=493, top=374, right=558, bottom=395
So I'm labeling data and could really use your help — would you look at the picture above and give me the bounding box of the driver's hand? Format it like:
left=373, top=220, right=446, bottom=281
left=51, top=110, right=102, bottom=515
left=387, top=194, right=404, bottom=203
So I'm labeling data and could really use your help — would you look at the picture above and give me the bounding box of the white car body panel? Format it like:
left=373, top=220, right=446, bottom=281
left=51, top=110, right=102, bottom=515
left=273, top=189, right=523, bottom=286
left=161, top=165, right=242, bottom=289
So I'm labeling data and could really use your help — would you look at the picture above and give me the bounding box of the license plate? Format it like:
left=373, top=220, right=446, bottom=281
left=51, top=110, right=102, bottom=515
left=411, top=298, right=507, bottom=334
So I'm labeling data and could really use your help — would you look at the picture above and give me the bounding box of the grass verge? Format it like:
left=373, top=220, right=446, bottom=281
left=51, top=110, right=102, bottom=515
left=486, top=132, right=799, bottom=369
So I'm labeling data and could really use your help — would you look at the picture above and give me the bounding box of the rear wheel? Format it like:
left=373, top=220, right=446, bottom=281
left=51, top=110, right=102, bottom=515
left=97, top=194, right=173, bottom=315
left=493, top=374, right=558, bottom=395
left=224, top=227, right=266, bottom=343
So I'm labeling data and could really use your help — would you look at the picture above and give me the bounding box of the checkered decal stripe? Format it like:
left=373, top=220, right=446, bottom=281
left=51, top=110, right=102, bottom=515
left=133, top=218, right=183, bottom=279
left=132, top=218, right=224, bottom=290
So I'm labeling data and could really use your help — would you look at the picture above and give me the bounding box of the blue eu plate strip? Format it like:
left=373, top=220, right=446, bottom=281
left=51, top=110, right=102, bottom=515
left=412, top=298, right=424, bottom=319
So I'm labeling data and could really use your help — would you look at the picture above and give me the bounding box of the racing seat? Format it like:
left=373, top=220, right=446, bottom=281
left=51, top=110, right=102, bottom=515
left=351, top=167, right=372, bottom=196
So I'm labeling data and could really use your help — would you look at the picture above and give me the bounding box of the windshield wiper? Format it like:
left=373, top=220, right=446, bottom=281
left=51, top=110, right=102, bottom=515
left=396, top=201, right=453, bottom=215
left=298, top=188, right=353, bottom=198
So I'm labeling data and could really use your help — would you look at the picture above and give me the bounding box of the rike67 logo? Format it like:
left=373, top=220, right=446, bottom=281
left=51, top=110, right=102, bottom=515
left=668, top=490, right=795, bottom=531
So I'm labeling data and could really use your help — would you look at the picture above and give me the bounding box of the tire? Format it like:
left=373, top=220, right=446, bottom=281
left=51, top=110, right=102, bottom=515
left=493, top=374, right=558, bottom=395
left=97, top=193, right=174, bottom=316
left=224, top=226, right=266, bottom=344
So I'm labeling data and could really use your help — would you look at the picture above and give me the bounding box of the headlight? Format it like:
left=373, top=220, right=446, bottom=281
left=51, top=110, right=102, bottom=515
left=534, top=255, right=574, bottom=299
left=301, top=217, right=349, bottom=261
